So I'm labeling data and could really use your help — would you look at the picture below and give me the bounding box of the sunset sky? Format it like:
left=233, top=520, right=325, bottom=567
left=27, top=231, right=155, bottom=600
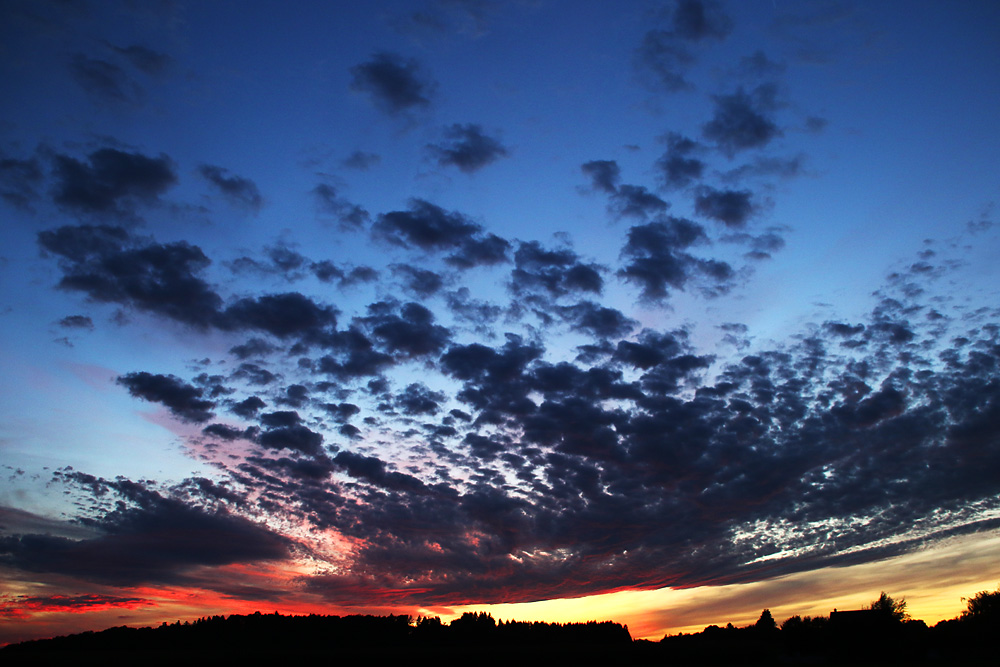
left=2, top=0, right=1000, bottom=645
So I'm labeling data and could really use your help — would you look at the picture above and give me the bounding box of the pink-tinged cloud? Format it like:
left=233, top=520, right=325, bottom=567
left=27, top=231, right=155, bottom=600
left=0, top=593, right=154, bottom=619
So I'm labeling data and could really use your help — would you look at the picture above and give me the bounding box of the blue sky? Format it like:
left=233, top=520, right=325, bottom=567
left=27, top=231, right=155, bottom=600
left=1, top=0, right=999, bottom=643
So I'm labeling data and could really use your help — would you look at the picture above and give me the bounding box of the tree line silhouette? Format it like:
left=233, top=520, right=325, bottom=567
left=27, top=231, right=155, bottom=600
left=2, top=586, right=998, bottom=664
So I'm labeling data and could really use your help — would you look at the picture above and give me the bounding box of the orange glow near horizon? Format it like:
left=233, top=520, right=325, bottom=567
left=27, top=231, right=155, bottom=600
left=3, top=531, right=999, bottom=647
left=451, top=531, right=1000, bottom=640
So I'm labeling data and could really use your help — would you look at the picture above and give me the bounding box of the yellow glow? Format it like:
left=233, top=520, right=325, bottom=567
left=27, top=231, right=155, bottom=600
left=450, top=531, right=1000, bottom=640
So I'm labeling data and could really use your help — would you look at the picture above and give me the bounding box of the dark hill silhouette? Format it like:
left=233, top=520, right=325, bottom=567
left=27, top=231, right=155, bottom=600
left=4, top=587, right=999, bottom=665
left=1, top=611, right=632, bottom=665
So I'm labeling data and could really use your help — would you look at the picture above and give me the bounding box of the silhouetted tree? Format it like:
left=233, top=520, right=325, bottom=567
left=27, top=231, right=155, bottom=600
left=754, top=608, right=777, bottom=631
left=868, top=591, right=908, bottom=622
left=961, top=585, right=1000, bottom=622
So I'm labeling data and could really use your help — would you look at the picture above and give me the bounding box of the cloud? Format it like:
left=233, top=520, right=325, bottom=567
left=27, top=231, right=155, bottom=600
left=656, top=133, right=705, bottom=190
left=229, top=244, right=310, bottom=280
left=257, top=422, right=325, bottom=457
left=357, top=301, right=452, bottom=360
left=703, top=85, right=783, bottom=156
left=636, top=30, right=696, bottom=92
left=391, top=263, right=445, bottom=297
left=509, top=241, right=604, bottom=301
left=580, top=160, right=668, bottom=219
left=38, top=225, right=223, bottom=327
left=617, top=218, right=732, bottom=301
left=556, top=301, right=637, bottom=339
left=736, top=50, right=785, bottom=79
left=394, top=383, right=447, bottom=416
left=313, top=183, right=369, bottom=230
left=694, top=186, right=757, bottom=228
left=610, top=185, right=669, bottom=220
left=373, top=199, right=510, bottom=268
left=15, top=267, right=1000, bottom=608
left=68, top=54, right=143, bottom=105
left=50, top=148, right=177, bottom=218
left=198, top=164, right=264, bottom=211
left=0, top=153, right=43, bottom=209
left=1, top=474, right=290, bottom=586
left=350, top=52, right=436, bottom=115
left=221, top=292, right=338, bottom=341
left=635, top=1, right=732, bottom=92
left=116, top=372, right=216, bottom=423
left=0, top=593, right=154, bottom=618
left=722, top=154, right=805, bottom=182
left=581, top=160, right=621, bottom=194
left=107, top=43, right=171, bottom=76
left=342, top=151, right=381, bottom=170
left=57, top=314, right=94, bottom=330
left=427, top=124, right=509, bottom=173
left=671, top=0, right=733, bottom=41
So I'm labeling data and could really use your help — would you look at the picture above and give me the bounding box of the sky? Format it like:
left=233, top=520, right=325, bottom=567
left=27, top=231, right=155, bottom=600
left=1, top=0, right=999, bottom=645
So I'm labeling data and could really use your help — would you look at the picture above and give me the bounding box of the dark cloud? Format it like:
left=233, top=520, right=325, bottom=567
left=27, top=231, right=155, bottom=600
left=0, top=153, right=43, bottom=208
left=202, top=423, right=253, bottom=442
left=635, top=1, right=732, bottom=92
left=581, top=160, right=621, bottom=194
left=394, top=383, right=446, bottom=416
left=1, top=474, right=289, bottom=586
left=427, top=124, right=509, bottom=173
left=636, top=30, right=695, bottom=92
left=116, top=372, right=215, bottom=423
left=694, top=186, right=756, bottom=228
left=69, top=54, right=142, bottom=105
left=38, top=225, right=223, bottom=328
left=727, top=229, right=786, bottom=260
left=276, top=384, right=310, bottom=409
left=349, top=51, right=436, bottom=115
left=445, top=232, right=510, bottom=269
left=108, top=43, right=171, bottom=76
left=313, top=183, right=370, bottom=230
left=199, top=164, right=263, bottom=211
left=229, top=338, right=277, bottom=360
left=221, top=292, right=338, bottom=341
left=670, top=0, right=733, bottom=41
left=656, top=133, right=705, bottom=190
left=358, top=301, right=452, bottom=359
left=703, top=85, right=782, bottom=156
left=311, top=260, right=379, bottom=288
left=557, top=301, right=636, bottom=339
left=617, top=217, right=732, bottom=301
left=805, top=116, right=829, bottom=133
left=50, top=148, right=177, bottom=217
left=446, top=288, right=503, bottom=332
left=737, top=50, right=785, bottom=79
left=231, top=363, right=278, bottom=386
left=391, top=263, right=445, bottom=297
left=231, top=396, right=267, bottom=419
left=610, top=185, right=669, bottom=220
left=373, top=198, right=479, bottom=250
left=580, top=160, right=667, bottom=218
left=333, top=451, right=428, bottom=494
left=57, top=314, right=94, bottom=330
left=342, top=151, right=381, bottom=170
left=258, top=421, right=324, bottom=457
left=509, top=241, right=603, bottom=301
left=230, top=244, right=310, bottom=280
left=722, top=154, right=805, bottom=182
left=322, top=402, right=361, bottom=423
left=373, top=199, right=510, bottom=268
left=24, top=288, right=1000, bottom=606
left=318, top=328, right=395, bottom=381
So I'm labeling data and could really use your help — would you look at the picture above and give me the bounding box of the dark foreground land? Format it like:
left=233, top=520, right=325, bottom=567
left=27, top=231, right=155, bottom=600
left=2, top=609, right=998, bottom=666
